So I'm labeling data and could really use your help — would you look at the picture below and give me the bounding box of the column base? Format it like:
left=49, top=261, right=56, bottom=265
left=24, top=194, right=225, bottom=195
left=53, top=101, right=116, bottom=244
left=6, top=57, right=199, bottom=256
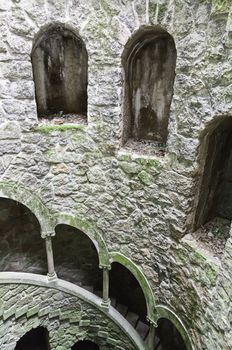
left=47, top=272, right=57, bottom=282
left=101, top=298, right=111, bottom=310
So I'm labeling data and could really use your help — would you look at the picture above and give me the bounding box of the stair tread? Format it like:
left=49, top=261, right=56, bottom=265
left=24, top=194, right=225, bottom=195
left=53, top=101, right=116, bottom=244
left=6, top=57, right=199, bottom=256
left=126, top=311, right=139, bottom=327
left=136, top=320, right=149, bottom=339
left=110, top=297, right=117, bottom=307
left=82, top=285, right=94, bottom=292
left=116, top=303, right=128, bottom=316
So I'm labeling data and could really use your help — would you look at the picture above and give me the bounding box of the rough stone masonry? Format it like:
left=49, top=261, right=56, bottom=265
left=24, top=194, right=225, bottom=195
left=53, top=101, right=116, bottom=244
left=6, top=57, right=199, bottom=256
left=0, top=0, right=231, bottom=349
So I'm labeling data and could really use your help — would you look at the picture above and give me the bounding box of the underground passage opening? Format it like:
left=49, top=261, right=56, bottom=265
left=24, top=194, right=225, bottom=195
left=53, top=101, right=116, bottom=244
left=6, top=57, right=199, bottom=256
left=15, top=327, right=50, bottom=350
left=0, top=198, right=47, bottom=274
left=109, top=262, right=149, bottom=339
left=71, top=340, right=100, bottom=350
left=122, top=27, right=176, bottom=149
left=53, top=224, right=102, bottom=293
left=32, top=23, right=88, bottom=120
left=193, top=117, right=232, bottom=256
left=154, top=318, right=187, bottom=350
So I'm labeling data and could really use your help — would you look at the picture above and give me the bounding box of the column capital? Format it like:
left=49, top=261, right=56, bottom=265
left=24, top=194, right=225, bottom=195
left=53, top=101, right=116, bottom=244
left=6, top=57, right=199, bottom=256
left=99, top=264, right=111, bottom=270
left=41, top=231, right=55, bottom=239
left=146, top=316, right=158, bottom=328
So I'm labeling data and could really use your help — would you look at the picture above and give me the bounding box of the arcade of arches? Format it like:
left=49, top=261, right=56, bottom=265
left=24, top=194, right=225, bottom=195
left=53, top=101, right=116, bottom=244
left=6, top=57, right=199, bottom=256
left=0, top=196, right=188, bottom=350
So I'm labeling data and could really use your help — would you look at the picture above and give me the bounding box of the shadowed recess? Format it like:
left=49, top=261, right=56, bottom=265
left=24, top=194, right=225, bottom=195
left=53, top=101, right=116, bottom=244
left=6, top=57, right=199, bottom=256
left=71, top=340, right=100, bottom=350
left=15, top=327, right=50, bottom=350
left=0, top=198, right=47, bottom=274
left=32, top=23, right=88, bottom=118
left=154, top=318, right=187, bottom=350
left=53, top=224, right=102, bottom=290
left=123, top=27, right=176, bottom=144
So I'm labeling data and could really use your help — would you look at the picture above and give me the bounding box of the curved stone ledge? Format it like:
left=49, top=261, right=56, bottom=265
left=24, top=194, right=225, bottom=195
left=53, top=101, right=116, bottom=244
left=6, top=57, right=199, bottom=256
left=0, top=272, right=147, bottom=350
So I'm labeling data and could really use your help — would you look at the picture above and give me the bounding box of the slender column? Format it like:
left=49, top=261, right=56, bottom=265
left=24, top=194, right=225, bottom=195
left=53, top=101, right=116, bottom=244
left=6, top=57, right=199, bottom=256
left=45, top=235, right=57, bottom=280
left=101, top=266, right=111, bottom=309
left=146, top=318, right=157, bottom=350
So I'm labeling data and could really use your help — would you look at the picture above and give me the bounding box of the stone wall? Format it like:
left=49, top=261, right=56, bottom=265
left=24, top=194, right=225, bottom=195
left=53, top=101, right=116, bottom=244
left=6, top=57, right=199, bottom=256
left=0, top=281, right=137, bottom=350
left=0, top=0, right=231, bottom=349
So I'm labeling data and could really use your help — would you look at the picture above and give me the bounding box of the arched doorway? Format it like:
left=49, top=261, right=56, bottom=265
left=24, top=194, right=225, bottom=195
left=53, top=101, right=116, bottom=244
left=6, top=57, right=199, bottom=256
left=72, top=340, right=100, bottom=350
left=15, top=327, right=50, bottom=350
left=154, top=318, right=187, bottom=350
left=53, top=224, right=102, bottom=292
left=0, top=198, right=46, bottom=274
left=110, top=262, right=149, bottom=339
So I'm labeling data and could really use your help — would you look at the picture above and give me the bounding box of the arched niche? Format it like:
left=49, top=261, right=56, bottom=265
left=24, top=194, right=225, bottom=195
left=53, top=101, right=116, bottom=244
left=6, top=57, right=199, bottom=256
left=53, top=224, right=102, bottom=291
left=109, top=261, right=149, bottom=339
left=31, top=22, right=88, bottom=118
left=110, top=252, right=156, bottom=322
left=55, top=213, right=110, bottom=267
left=122, top=26, right=176, bottom=145
left=154, top=318, right=187, bottom=350
left=193, top=116, right=232, bottom=231
left=0, top=198, right=47, bottom=274
left=15, top=327, right=50, bottom=350
left=155, top=305, right=194, bottom=350
left=71, top=340, right=100, bottom=350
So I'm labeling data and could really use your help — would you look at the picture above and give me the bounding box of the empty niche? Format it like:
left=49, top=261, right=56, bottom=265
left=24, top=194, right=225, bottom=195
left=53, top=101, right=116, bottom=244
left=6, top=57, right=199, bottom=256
left=122, top=27, right=176, bottom=148
left=192, top=117, right=232, bottom=256
left=31, top=23, right=88, bottom=119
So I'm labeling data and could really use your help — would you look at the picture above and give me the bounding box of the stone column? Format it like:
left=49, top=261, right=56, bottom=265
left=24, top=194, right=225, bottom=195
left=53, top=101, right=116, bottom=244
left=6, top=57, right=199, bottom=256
left=146, top=318, right=157, bottom=350
left=101, top=266, right=111, bottom=309
left=44, top=233, right=57, bottom=281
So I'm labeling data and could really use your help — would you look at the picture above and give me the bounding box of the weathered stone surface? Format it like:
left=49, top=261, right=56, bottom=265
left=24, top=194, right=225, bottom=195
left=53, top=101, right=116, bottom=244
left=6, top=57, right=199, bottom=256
left=0, top=0, right=231, bottom=349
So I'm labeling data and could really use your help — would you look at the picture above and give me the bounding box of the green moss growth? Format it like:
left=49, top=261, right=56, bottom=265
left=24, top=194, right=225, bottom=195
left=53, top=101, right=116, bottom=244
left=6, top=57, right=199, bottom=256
left=33, top=124, right=86, bottom=134
left=138, top=170, right=153, bottom=185
left=212, top=0, right=230, bottom=13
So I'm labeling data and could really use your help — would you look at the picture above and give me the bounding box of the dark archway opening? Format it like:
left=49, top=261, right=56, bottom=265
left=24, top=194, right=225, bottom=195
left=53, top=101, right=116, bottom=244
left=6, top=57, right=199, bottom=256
left=53, top=224, right=102, bottom=293
left=123, top=28, right=176, bottom=147
left=109, top=262, right=149, bottom=339
left=0, top=198, right=47, bottom=274
left=154, top=318, right=187, bottom=350
left=72, top=340, right=100, bottom=350
left=15, top=327, right=50, bottom=350
left=32, top=23, right=88, bottom=119
left=193, top=118, right=232, bottom=256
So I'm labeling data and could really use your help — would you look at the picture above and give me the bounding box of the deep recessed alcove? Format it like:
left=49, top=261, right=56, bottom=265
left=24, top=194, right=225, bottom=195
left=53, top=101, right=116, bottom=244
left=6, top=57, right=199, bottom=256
left=192, top=117, right=232, bottom=256
left=109, top=262, right=149, bottom=338
left=15, top=327, right=50, bottom=350
left=0, top=198, right=47, bottom=274
left=122, top=26, right=176, bottom=151
left=71, top=340, right=100, bottom=350
left=31, top=23, right=88, bottom=121
left=53, top=224, right=102, bottom=291
left=154, top=318, right=187, bottom=350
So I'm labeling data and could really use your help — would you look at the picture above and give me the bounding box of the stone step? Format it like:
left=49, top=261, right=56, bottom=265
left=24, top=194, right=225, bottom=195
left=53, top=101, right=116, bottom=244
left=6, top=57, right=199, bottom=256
left=110, top=297, right=117, bottom=308
left=126, top=311, right=139, bottom=327
left=135, top=320, right=149, bottom=339
left=94, top=290, right=102, bottom=298
left=82, top=285, right=94, bottom=292
left=116, top=303, right=128, bottom=317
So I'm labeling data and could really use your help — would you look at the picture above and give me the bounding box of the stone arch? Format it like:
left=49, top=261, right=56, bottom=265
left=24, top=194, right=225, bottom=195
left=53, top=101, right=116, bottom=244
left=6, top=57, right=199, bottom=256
left=0, top=180, right=53, bottom=235
left=31, top=22, right=88, bottom=118
left=121, top=25, right=176, bottom=145
left=15, top=326, right=50, bottom=350
left=71, top=340, right=100, bottom=350
left=54, top=213, right=110, bottom=267
left=156, top=305, right=194, bottom=350
left=110, top=252, right=156, bottom=322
